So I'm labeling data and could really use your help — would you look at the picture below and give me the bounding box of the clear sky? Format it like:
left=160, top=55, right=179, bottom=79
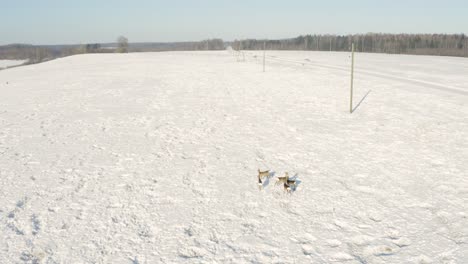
left=1, top=0, right=467, bottom=45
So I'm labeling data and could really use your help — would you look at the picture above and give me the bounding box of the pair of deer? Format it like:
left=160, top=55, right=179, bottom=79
left=258, top=169, right=297, bottom=193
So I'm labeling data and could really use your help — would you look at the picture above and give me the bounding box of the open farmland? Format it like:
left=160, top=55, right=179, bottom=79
left=0, top=51, right=467, bottom=263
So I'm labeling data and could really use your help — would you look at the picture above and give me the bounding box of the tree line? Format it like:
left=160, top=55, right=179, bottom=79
left=2, top=34, right=467, bottom=64
left=233, top=33, right=468, bottom=57
left=130, top=39, right=224, bottom=52
left=0, top=37, right=225, bottom=64
left=0, top=44, right=55, bottom=64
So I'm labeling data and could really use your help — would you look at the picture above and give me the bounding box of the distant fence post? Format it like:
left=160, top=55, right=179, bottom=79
left=263, top=41, right=266, bottom=72
left=350, top=43, right=355, bottom=113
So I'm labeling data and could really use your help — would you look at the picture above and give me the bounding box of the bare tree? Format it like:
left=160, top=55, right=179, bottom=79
left=117, top=36, right=129, bottom=53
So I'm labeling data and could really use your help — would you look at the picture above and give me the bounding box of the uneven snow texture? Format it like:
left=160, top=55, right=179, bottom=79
left=0, top=51, right=467, bottom=263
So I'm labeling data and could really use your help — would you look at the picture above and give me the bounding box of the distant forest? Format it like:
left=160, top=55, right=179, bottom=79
left=234, top=34, right=468, bottom=57
left=0, top=39, right=225, bottom=64
left=1, top=34, right=467, bottom=66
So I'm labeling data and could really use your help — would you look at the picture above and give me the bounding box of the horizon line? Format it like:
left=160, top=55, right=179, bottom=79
left=2, top=32, right=467, bottom=47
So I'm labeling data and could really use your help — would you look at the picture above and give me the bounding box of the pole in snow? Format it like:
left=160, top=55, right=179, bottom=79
left=350, top=43, right=355, bottom=113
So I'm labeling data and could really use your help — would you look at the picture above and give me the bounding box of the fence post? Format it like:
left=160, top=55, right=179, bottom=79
left=350, top=43, right=355, bottom=113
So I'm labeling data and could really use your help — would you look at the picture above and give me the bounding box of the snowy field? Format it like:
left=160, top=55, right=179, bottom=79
left=0, top=60, right=27, bottom=70
left=0, top=51, right=467, bottom=263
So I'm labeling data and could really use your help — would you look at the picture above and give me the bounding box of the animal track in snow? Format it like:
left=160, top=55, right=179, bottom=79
left=392, top=237, right=412, bottom=247
left=31, top=214, right=41, bottom=236
left=291, top=233, right=317, bottom=244
left=301, top=244, right=315, bottom=255
left=349, top=235, right=375, bottom=246
left=325, top=239, right=342, bottom=248
left=178, top=246, right=208, bottom=259
left=329, top=252, right=354, bottom=261
left=411, top=255, right=433, bottom=263
left=364, top=245, right=398, bottom=256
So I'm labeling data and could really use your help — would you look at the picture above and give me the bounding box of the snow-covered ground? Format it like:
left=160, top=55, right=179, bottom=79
left=0, top=60, right=27, bottom=70
left=0, top=51, right=467, bottom=263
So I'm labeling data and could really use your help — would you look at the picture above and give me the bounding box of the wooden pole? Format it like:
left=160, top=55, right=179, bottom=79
left=263, top=41, right=266, bottom=72
left=350, top=43, right=355, bottom=113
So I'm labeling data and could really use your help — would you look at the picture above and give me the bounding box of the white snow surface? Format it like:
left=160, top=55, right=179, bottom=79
left=0, top=51, right=467, bottom=263
left=0, top=60, right=27, bottom=69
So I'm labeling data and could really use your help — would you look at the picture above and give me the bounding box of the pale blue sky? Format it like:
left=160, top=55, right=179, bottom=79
left=1, top=0, right=467, bottom=45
